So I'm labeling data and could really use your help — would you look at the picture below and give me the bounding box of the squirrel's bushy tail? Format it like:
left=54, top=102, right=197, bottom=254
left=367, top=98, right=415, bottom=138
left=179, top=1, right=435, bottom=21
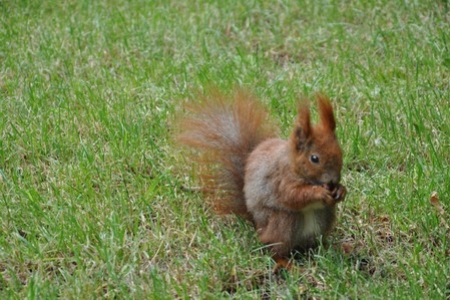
left=177, top=89, right=278, bottom=219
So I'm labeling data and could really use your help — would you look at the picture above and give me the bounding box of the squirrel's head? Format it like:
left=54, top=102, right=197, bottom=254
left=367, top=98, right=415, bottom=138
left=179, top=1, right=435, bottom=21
left=289, top=95, right=343, bottom=187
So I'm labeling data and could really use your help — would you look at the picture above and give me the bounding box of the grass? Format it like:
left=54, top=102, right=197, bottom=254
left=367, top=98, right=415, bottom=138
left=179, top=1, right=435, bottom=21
left=1, top=0, right=449, bottom=298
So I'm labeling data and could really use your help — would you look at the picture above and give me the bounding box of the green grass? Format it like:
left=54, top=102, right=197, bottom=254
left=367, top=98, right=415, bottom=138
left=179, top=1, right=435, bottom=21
left=1, top=0, right=449, bottom=298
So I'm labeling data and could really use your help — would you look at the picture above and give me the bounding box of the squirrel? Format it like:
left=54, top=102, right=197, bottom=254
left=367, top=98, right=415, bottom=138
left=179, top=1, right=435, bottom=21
left=177, top=89, right=347, bottom=271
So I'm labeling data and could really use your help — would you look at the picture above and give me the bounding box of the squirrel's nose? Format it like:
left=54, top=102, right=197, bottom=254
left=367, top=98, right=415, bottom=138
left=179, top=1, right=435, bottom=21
left=322, top=173, right=340, bottom=186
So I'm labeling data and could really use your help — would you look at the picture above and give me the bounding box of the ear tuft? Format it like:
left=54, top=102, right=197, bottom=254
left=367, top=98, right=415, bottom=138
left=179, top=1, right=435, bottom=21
left=291, top=100, right=312, bottom=151
left=317, top=95, right=336, bottom=132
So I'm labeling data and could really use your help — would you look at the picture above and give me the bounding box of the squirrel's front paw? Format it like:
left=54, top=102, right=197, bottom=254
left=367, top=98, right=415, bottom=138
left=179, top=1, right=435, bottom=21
left=313, top=186, right=334, bottom=205
left=331, top=184, right=347, bottom=202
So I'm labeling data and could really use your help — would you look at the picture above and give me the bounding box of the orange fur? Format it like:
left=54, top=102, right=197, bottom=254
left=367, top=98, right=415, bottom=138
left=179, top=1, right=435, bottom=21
left=177, top=89, right=278, bottom=218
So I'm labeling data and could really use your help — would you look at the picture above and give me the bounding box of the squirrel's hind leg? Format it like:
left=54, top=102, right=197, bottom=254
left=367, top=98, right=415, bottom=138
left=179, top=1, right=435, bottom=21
left=272, top=256, right=293, bottom=273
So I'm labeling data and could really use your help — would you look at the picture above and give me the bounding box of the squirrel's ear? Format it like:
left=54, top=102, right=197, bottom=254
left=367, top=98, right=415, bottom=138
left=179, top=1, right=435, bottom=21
left=317, top=95, right=336, bottom=132
left=291, top=101, right=312, bottom=151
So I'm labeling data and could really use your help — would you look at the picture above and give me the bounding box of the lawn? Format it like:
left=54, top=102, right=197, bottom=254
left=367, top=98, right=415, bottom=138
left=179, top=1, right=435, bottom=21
left=1, top=0, right=449, bottom=298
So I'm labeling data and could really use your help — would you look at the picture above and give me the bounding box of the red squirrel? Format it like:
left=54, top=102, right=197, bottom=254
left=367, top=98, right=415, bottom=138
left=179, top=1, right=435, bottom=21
left=177, top=89, right=347, bottom=270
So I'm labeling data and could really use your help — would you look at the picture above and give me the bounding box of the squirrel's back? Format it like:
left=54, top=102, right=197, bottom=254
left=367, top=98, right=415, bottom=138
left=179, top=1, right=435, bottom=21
left=177, top=89, right=278, bottom=218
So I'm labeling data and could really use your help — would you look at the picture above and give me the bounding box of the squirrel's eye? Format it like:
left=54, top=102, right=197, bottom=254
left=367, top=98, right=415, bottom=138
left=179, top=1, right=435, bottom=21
left=310, top=155, right=320, bottom=164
